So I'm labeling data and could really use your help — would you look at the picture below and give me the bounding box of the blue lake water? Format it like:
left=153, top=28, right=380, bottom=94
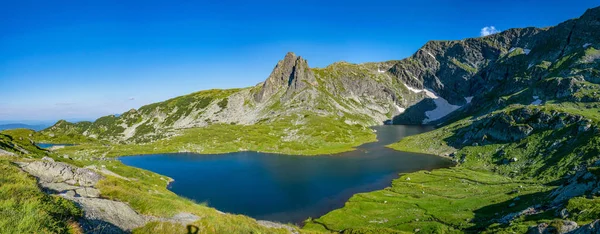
left=120, top=125, right=454, bottom=224
left=36, top=143, right=76, bottom=149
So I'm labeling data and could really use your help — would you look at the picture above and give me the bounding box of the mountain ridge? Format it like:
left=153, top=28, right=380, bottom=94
left=7, top=5, right=600, bottom=234
left=41, top=6, right=600, bottom=147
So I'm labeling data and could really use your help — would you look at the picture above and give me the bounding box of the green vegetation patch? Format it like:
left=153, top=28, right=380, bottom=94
left=305, top=168, right=551, bottom=233
left=0, top=157, right=82, bottom=233
left=55, top=114, right=376, bottom=157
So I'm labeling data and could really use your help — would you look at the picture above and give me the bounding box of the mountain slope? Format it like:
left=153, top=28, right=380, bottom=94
left=42, top=7, right=599, bottom=148
left=305, top=6, right=600, bottom=234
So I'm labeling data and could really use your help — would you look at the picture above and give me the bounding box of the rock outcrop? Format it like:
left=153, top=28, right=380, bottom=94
left=254, top=52, right=317, bottom=102
left=0, top=149, right=16, bottom=156
left=528, top=220, right=580, bottom=234
left=451, top=107, right=595, bottom=147
left=569, top=220, right=600, bottom=234
left=18, top=159, right=200, bottom=233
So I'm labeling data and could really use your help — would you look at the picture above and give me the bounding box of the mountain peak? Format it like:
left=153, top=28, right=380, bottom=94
left=254, top=52, right=316, bottom=102
left=284, top=51, right=297, bottom=59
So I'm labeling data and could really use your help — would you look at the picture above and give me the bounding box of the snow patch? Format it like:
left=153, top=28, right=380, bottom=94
left=394, top=104, right=405, bottom=114
left=378, top=68, right=386, bottom=73
left=403, top=83, right=437, bottom=98
left=583, top=43, right=592, bottom=48
left=531, top=96, right=542, bottom=105
left=403, top=83, right=424, bottom=93
left=524, top=49, right=531, bottom=55
left=423, top=97, right=461, bottom=124
left=465, top=96, right=473, bottom=104
left=403, top=83, right=462, bottom=123
left=426, top=51, right=436, bottom=59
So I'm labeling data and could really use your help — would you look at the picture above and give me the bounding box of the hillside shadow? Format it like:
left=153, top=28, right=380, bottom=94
left=466, top=190, right=555, bottom=232
left=79, top=218, right=126, bottom=234
left=390, top=98, right=436, bottom=125
left=187, top=225, right=199, bottom=234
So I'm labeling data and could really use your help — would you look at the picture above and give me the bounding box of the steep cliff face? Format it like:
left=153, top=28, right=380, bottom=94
left=254, top=52, right=317, bottom=102
left=391, top=7, right=600, bottom=124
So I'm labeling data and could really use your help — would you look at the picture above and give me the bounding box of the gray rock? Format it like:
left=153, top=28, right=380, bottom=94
left=529, top=220, right=579, bottom=234
left=561, top=221, right=580, bottom=233
left=63, top=190, right=76, bottom=198
left=254, top=52, right=317, bottom=103
left=568, top=220, right=600, bottom=234
left=40, top=182, right=79, bottom=193
left=48, top=145, right=65, bottom=151
left=257, top=220, right=298, bottom=234
left=163, top=213, right=200, bottom=225
left=42, top=156, right=54, bottom=162
left=528, top=223, right=549, bottom=234
left=75, top=187, right=101, bottom=198
left=0, top=149, right=16, bottom=156
left=74, top=197, right=149, bottom=232
left=20, top=161, right=104, bottom=186
left=559, top=208, right=570, bottom=219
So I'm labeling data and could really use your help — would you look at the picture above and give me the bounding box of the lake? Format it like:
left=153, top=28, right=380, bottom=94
left=36, top=143, right=76, bottom=149
left=120, top=125, right=454, bottom=224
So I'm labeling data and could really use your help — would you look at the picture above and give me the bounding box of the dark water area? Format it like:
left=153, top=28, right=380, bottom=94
left=36, top=143, right=76, bottom=149
left=120, top=125, right=454, bottom=224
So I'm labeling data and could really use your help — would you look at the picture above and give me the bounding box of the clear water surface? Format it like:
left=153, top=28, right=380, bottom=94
left=36, top=143, right=76, bottom=149
left=120, top=125, right=454, bottom=224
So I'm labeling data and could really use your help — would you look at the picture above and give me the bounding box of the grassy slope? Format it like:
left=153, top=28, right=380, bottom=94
left=51, top=114, right=376, bottom=158
left=0, top=133, right=83, bottom=234
left=305, top=103, right=600, bottom=233
left=0, top=157, right=83, bottom=234
left=304, top=168, right=550, bottom=233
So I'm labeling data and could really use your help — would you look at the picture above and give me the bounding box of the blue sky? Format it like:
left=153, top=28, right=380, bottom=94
left=1, top=0, right=598, bottom=123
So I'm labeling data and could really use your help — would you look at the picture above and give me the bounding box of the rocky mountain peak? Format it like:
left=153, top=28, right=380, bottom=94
left=254, top=52, right=317, bottom=102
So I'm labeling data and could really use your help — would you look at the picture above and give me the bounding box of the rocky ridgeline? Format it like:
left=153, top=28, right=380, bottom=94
left=551, top=163, right=600, bottom=205
left=39, top=7, right=600, bottom=143
left=528, top=220, right=600, bottom=234
left=452, top=107, right=596, bottom=147
left=18, top=158, right=200, bottom=233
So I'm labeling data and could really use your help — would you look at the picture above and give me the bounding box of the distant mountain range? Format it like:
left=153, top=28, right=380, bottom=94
left=0, top=123, right=49, bottom=131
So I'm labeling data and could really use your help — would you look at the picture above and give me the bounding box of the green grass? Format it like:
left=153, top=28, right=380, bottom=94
left=0, top=157, right=82, bottom=233
left=566, top=197, right=600, bottom=223
left=53, top=114, right=376, bottom=157
left=304, top=168, right=552, bottom=233
left=450, top=58, right=477, bottom=73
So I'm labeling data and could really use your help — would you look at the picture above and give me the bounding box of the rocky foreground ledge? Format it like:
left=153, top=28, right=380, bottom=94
left=17, top=157, right=200, bottom=233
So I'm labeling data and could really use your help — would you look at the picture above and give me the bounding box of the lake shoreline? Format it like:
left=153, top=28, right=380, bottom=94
left=119, top=125, right=454, bottom=224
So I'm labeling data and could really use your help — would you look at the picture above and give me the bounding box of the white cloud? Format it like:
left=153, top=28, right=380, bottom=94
left=480, top=26, right=499, bottom=36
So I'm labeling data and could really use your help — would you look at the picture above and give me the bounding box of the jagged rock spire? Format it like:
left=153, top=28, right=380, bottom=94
left=254, top=52, right=317, bottom=102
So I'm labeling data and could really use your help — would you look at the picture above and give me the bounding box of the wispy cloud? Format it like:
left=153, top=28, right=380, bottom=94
left=128, top=97, right=135, bottom=101
left=480, top=26, right=499, bottom=36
